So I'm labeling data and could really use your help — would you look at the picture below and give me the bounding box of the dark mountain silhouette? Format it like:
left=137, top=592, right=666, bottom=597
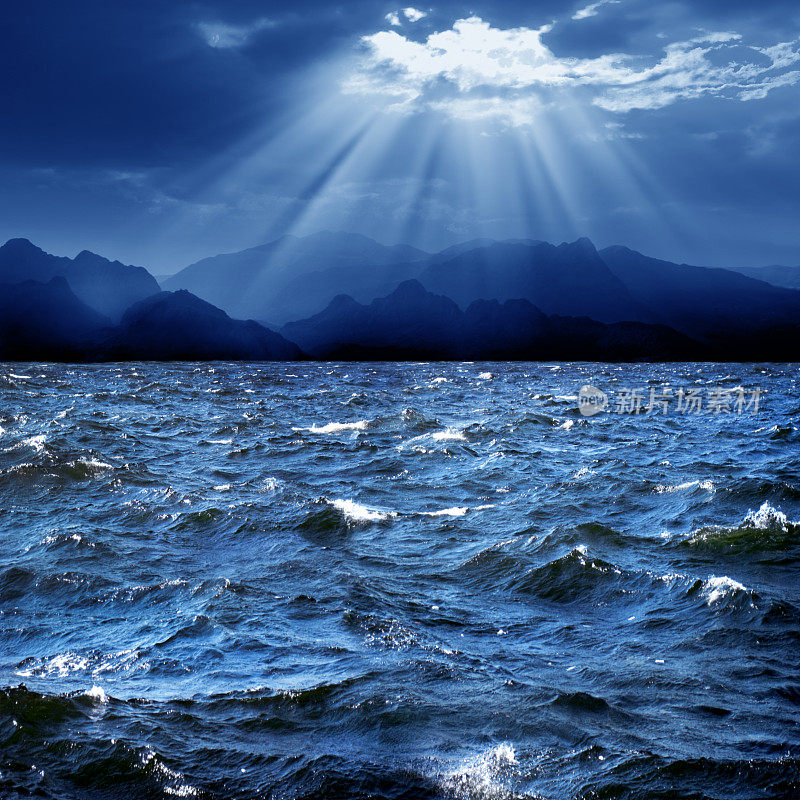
left=2, top=232, right=799, bottom=362
left=163, top=231, right=428, bottom=325
left=728, top=264, right=800, bottom=291
left=161, top=231, right=800, bottom=348
left=0, top=281, right=302, bottom=361
left=418, top=238, right=651, bottom=323
left=0, top=238, right=159, bottom=321
left=105, top=291, right=303, bottom=361
left=599, top=246, right=800, bottom=356
left=0, top=277, right=112, bottom=360
left=282, top=280, right=698, bottom=361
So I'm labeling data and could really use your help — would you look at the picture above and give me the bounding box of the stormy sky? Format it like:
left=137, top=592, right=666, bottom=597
left=2, top=0, right=799, bottom=271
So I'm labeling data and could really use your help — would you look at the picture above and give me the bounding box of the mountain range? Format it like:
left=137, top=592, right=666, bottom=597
left=0, top=238, right=159, bottom=321
left=1, top=232, right=799, bottom=361
left=729, top=264, right=800, bottom=291
left=282, top=279, right=698, bottom=361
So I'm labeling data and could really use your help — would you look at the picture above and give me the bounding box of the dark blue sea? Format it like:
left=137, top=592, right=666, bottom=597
left=1, top=362, right=799, bottom=799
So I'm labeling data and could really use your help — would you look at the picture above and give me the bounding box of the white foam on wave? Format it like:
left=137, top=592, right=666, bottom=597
left=140, top=748, right=200, bottom=798
left=299, top=420, right=369, bottom=434
left=85, top=685, right=108, bottom=703
left=432, top=428, right=466, bottom=441
left=558, top=419, right=574, bottom=431
left=9, top=373, right=31, bottom=380
left=702, top=575, right=747, bottom=605
left=331, top=498, right=395, bottom=523
left=439, top=743, right=518, bottom=799
left=744, top=501, right=791, bottom=532
left=78, top=458, right=113, bottom=470
left=655, top=479, right=715, bottom=494
left=423, top=506, right=469, bottom=517
left=17, top=651, right=89, bottom=678
left=478, top=372, right=493, bottom=380
left=22, top=434, right=47, bottom=452
left=16, top=648, right=145, bottom=679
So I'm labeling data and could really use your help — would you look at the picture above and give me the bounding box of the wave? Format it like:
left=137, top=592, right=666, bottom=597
left=432, top=428, right=467, bottom=442
left=437, top=743, right=519, bottom=800
left=697, top=575, right=751, bottom=606
left=401, top=407, right=442, bottom=432
left=330, top=498, right=395, bottom=524
left=547, top=690, right=614, bottom=713
left=422, top=506, right=469, bottom=517
left=298, top=497, right=397, bottom=538
left=655, top=479, right=715, bottom=494
left=22, top=434, right=48, bottom=452
left=16, top=647, right=146, bottom=679
left=511, top=547, right=628, bottom=603
left=681, top=502, right=800, bottom=554
left=294, top=420, right=370, bottom=434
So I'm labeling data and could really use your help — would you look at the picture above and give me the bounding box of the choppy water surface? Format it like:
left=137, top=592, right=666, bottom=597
left=1, top=362, right=799, bottom=799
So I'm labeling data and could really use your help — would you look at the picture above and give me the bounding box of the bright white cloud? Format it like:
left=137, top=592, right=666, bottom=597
left=385, top=7, right=427, bottom=25
left=403, top=7, right=427, bottom=22
left=196, top=18, right=274, bottom=49
left=572, top=0, right=621, bottom=21
left=345, top=16, right=800, bottom=124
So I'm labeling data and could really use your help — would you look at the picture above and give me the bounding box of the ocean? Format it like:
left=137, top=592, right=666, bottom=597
left=1, top=362, right=798, bottom=799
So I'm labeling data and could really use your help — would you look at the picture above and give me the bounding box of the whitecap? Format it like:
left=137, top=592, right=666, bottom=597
left=744, top=501, right=790, bottom=532
left=331, top=498, right=395, bottom=524
left=702, top=575, right=747, bottom=605
left=439, top=743, right=518, bottom=799
left=22, top=434, right=47, bottom=452
left=478, top=372, right=493, bottom=380
left=298, top=420, right=369, bottom=434
left=432, top=428, right=466, bottom=441
left=423, top=507, right=469, bottom=517
left=85, top=685, right=108, bottom=703
left=16, top=651, right=89, bottom=678
left=655, top=479, right=714, bottom=494
left=78, top=458, right=113, bottom=470
left=558, top=419, right=574, bottom=430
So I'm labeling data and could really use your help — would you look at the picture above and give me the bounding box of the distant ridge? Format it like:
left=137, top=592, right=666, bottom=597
left=1, top=233, right=799, bottom=361
left=164, top=231, right=429, bottom=325
left=282, top=279, right=698, bottom=361
left=0, top=238, right=159, bottom=321
left=0, top=279, right=302, bottom=362
left=728, top=264, right=800, bottom=291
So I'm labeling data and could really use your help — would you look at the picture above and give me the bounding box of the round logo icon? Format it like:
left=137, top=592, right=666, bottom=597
left=578, top=385, right=607, bottom=416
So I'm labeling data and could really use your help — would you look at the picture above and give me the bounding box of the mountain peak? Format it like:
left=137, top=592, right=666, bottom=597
left=74, top=249, right=106, bottom=263
left=1, top=237, right=43, bottom=254
left=562, top=236, right=598, bottom=255
left=388, top=279, right=429, bottom=299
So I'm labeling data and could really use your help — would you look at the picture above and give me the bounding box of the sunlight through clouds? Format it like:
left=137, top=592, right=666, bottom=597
left=346, top=16, right=800, bottom=124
